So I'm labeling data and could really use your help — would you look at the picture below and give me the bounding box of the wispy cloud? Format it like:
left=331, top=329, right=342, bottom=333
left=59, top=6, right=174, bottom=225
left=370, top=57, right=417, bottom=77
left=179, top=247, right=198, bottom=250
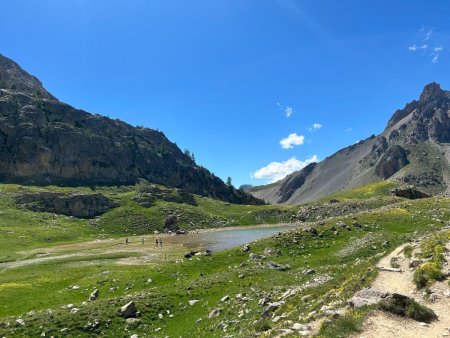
left=422, top=26, right=434, bottom=41
left=277, top=102, right=295, bottom=118
left=308, top=123, right=322, bottom=132
left=252, top=155, right=319, bottom=183
left=408, top=26, right=444, bottom=63
left=408, top=44, right=428, bottom=51
left=345, top=127, right=352, bottom=133
left=285, top=106, right=294, bottom=118
left=280, top=133, right=305, bottom=149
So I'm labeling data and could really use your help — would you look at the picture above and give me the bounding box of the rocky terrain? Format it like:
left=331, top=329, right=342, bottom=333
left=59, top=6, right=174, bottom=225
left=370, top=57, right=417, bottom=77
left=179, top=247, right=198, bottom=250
left=1, top=182, right=449, bottom=338
left=251, top=83, right=450, bottom=205
left=0, top=53, right=262, bottom=205
left=15, top=192, right=118, bottom=218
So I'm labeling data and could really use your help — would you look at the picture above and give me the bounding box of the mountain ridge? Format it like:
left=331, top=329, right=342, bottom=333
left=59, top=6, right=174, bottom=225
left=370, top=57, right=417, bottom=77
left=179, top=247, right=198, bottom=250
left=0, top=53, right=262, bottom=205
left=250, top=82, right=450, bottom=205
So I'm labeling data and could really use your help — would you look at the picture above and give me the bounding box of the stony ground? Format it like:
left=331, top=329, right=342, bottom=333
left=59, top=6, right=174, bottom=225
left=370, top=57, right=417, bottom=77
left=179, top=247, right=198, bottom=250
left=353, top=232, right=450, bottom=338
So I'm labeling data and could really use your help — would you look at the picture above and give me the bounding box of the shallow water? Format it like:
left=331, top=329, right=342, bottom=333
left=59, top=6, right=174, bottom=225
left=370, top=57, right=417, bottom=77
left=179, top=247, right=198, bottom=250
left=165, top=224, right=299, bottom=251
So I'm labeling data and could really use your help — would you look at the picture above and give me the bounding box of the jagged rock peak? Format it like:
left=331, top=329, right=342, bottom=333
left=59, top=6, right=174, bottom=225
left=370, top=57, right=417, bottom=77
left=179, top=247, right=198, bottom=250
left=419, top=82, right=447, bottom=103
left=0, top=53, right=54, bottom=100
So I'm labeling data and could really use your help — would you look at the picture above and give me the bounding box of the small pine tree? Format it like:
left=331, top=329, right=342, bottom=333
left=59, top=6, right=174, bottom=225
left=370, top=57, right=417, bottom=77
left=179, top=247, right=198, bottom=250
left=191, top=152, right=196, bottom=162
left=226, top=177, right=233, bottom=187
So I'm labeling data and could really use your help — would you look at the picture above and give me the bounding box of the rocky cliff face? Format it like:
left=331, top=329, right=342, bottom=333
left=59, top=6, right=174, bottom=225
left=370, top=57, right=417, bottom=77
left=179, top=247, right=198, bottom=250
left=0, top=54, right=262, bottom=205
left=251, top=82, right=450, bottom=204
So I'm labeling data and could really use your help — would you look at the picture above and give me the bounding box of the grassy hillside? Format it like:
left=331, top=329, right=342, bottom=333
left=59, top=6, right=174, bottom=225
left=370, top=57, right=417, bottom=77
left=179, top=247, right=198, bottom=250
left=0, top=182, right=295, bottom=263
left=0, top=181, right=449, bottom=337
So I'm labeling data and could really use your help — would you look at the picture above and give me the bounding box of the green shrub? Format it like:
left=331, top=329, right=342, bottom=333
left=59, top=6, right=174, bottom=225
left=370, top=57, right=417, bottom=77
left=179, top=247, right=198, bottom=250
left=402, top=245, right=413, bottom=258
left=378, top=295, right=437, bottom=323
left=413, top=262, right=444, bottom=288
left=318, top=312, right=363, bottom=336
left=390, top=257, right=400, bottom=268
left=253, top=319, right=271, bottom=332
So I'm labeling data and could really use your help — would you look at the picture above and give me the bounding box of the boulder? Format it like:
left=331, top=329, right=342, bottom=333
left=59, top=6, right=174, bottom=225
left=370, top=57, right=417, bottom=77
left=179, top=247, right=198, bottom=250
left=208, top=308, right=222, bottom=318
left=265, top=261, right=290, bottom=271
left=262, top=301, right=284, bottom=318
left=89, top=289, right=99, bottom=301
left=392, top=187, right=431, bottom=200
left=119, top=301, right=137, bottom=319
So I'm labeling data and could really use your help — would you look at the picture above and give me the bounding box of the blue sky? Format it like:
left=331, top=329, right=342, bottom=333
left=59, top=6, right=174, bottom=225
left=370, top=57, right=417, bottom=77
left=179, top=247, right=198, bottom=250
left=1, top=1, right=449, bottom=187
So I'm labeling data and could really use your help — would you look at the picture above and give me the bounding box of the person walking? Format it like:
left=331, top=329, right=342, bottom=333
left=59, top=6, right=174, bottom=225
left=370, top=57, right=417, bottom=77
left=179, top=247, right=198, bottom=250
left=159, top=238, right=163, bottom=247
left=155, top=238, right=159, bottom=247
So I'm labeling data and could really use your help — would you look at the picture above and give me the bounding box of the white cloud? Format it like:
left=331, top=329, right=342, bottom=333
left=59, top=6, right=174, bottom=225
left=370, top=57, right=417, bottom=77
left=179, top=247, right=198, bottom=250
left=424, top=28, right=434, bottom=41
left=408, top=27, right=444, bottom=63
left=252, top=155, right=319, bottom=183
left=308, top=123, right=322, bottom=132
left=285, top=106, right=294, bottom=118
left=408, top=44, right=428, bottom=52
left=345, top=127, right=352, bottom=132
left=280, top=133, right=305, bottom=149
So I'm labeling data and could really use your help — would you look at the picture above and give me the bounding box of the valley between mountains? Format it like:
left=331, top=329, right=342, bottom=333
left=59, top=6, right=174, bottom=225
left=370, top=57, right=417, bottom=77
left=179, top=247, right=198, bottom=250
left=0, top=54, right=450, bottom=337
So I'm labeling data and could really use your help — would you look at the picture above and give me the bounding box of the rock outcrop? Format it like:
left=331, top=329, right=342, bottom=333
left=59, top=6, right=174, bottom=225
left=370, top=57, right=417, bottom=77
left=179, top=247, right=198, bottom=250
left=251, top=83, right=450, bottom=204
left=0, top=53, right=263, bottom=205
left=16, top=192, right=118, bottom=218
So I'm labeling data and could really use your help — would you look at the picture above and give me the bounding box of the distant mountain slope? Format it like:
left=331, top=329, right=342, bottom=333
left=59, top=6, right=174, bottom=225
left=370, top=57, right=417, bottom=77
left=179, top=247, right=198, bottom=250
left=251, top=83, right=450, bottom=205
left=0, top=53, right=262, bottom=205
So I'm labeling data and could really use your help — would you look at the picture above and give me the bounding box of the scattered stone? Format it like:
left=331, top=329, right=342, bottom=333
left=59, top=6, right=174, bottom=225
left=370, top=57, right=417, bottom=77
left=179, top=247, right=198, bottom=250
left=409, top=259, right=422, bottom=268
left=208, top=308, right=222, bottom=318
left=89, top=289, right=99, bottom=301
left=272, top=315, right=287, bottom=323
left=184, top=251, right=198, bottom=259
left=258, top=294, right=272, bottom=306
left=220, top=295, right=230, bottom=302
left=242, top=244, right=250, bottom=252
left=377, top=266, right=402, bottom=272
left=264, top=247, right=281, bottom=256
left=130, top=334, right=139, bottom=338
left=348, top=288, right=390, bottom=308
left=70, top=308, right=80, bottom=314
left=60, top=328, right=69, bottom=333
left=119, top=301, right=137, bottom=319
left=15, top=319, right=25, bottom=326
left=292, top=323, right=309, bottom=331
left=428, top=294, right=439, bottom=302
left=249, top=253, right=265, bottom=261
left=324, top=309, right=343, bottom=318
left=188, top=300, right=200, bottom=306
left=262, top=301, right=284, bottom=318
left=217, top=321, right=227, bottom=330
left=280, top=287, right=302, bottom=300
left=146, top=279, right=152, bottom=284
left=265, top=261, right=290, bottom=271
left=302, top=268, right=315, bottom=275
left=419, top=322, right=428, bottom=327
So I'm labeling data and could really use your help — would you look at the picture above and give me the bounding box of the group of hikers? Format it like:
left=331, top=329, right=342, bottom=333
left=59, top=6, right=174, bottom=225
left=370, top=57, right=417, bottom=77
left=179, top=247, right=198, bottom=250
left=124, top=237, right=163, bottom=246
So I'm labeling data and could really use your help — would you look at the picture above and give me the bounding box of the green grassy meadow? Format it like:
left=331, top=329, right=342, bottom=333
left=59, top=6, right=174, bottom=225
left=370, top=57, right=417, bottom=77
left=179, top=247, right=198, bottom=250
left=0, top=182, right=449, bottom=337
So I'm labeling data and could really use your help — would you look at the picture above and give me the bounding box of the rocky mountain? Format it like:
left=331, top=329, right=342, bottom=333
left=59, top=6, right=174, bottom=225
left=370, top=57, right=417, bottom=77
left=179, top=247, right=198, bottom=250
left=251, top=82, right=450, bottom=204
left=0, top=53, right=262, bottom=205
